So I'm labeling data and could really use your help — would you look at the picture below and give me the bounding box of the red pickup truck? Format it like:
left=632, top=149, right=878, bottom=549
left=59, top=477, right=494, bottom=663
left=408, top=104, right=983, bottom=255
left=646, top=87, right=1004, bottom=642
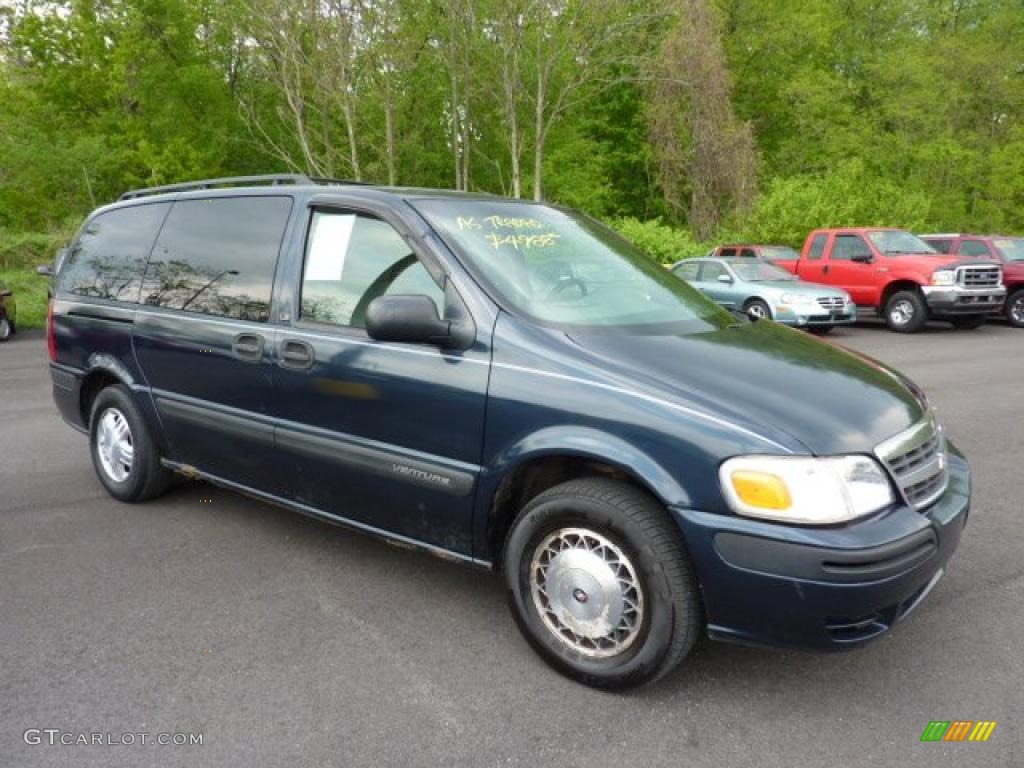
left=774, top=228, right=1005, bottom=332
left=920, top=234, right=1024, bottom=328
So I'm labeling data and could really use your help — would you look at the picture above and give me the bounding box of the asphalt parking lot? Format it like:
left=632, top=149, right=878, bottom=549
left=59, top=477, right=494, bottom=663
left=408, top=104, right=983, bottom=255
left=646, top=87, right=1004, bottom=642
left=2, top=322, right=1022, bottom=768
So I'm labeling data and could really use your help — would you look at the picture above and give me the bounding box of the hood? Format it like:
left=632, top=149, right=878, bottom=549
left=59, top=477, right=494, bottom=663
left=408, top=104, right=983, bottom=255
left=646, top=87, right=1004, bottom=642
left=565, top=320, right=926, bottom=456
left=750, top=280, right=848, bottom=299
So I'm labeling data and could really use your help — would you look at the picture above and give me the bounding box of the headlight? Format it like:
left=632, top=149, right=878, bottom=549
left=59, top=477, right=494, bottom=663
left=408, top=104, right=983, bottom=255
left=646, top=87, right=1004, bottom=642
left=719, top=455, right=894, bottom=524
left=779, top=293, right=815, bottom=305
left=931, top=270, right=956, bottom=286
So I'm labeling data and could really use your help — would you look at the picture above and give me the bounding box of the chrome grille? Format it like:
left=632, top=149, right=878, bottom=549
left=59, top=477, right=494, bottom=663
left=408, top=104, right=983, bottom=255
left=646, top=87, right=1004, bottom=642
left=875, top=415, right=948, bottom=510
left=816, top=296, right=845, bottom=310
left=956, top=265, right=1001, bottom=288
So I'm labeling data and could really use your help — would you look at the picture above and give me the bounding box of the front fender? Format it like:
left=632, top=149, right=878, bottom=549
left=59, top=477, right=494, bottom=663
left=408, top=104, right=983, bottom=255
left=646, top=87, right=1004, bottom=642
left=484, top=425, right=690, bottom=508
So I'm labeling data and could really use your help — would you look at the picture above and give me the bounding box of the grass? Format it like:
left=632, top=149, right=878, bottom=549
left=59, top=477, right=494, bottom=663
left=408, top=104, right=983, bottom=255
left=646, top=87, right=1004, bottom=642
left=0, top=267, right=51, bottom=329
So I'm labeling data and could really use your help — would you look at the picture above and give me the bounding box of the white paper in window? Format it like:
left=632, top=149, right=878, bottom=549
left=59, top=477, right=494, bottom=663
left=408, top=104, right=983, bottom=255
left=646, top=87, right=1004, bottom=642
left=305, top=214, right=356, bottom=281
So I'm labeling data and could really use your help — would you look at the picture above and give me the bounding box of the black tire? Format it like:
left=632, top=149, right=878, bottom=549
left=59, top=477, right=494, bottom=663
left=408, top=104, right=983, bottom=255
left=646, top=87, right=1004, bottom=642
left=0, top=316, right=11, bottom=342
left=1005, top=289, right=1024, bottom=328
left=743, top=298, right=772, bottom=322
left=949, top=314, right=987, bottom=330
left=884, top=290, right=927, bottom=333
left=503, top=477, right=700, bottom=690
left=89, top=384, right=173, bottom=502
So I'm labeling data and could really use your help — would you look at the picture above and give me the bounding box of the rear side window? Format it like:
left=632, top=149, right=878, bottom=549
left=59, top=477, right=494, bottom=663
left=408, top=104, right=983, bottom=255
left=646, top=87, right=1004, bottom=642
left=958, top=240, right=991, bottom=257
left=59, top=203, right=170, bottom=302
left=672, top=261, right=700, bottom=281
left=141, top=197, right=293, bottom=322
left=718, top=247, right=737, bottom=258
left=739, top=248, right=756, bottom=259
left=300, top=210, right=442, bottom=328
left=807, top=233, right=828, bottom=260
left=927, top=238, right=954, bottom=254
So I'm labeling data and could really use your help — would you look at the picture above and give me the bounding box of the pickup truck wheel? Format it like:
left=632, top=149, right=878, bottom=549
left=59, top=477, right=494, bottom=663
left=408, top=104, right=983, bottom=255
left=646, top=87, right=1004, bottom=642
left=503, top=477, right=699, bottom=690
left=89, top=384, right=173, bottom=503
left=744, top=299, right=771, bottom=321
left=1005, top=289, right=1024, bottom=328
left=884, top=290, right=927, bottom=333
left=950, top=314, right=987, bottom=330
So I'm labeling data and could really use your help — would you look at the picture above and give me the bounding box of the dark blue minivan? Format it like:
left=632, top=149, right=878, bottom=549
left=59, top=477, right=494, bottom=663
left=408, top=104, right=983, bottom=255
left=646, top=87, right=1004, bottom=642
left=47, top=175, right=969, bottom=689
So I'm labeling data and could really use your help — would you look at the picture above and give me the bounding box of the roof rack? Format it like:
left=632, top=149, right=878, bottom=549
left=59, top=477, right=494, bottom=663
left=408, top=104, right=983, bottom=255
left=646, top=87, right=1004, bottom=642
left=118, top=174, right=368, bottom=201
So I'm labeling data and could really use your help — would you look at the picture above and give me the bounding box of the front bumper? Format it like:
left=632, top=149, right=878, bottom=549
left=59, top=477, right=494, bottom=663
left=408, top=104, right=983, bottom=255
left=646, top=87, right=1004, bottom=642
left=774, top=304, right=857, bottom=327
left=922, top=284, right=1005, bottom=315
left=670, top=448, right=970, bottom=650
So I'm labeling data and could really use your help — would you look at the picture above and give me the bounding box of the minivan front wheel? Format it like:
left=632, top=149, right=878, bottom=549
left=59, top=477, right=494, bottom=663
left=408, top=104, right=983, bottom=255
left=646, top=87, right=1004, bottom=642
left=503, top=478, right=699, bottom=689
left=89, top=385, right=172, bottom=502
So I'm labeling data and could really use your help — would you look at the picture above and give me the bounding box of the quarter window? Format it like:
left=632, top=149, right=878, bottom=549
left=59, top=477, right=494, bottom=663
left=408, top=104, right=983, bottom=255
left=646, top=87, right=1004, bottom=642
left=300, top=210, right=443, bottom=328
left=141, top=196, right=293, bottom=322
left=59, top=203, right=170, bottom=302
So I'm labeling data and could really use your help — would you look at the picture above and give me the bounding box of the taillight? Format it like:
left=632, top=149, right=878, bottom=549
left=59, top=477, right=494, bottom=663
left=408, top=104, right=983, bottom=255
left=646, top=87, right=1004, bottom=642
left=46, top=300, right=57, bottom=361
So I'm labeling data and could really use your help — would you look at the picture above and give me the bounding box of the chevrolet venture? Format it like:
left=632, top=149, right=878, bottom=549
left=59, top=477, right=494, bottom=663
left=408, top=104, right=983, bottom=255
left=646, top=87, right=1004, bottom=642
left=47, top=176, right=970, bottom=689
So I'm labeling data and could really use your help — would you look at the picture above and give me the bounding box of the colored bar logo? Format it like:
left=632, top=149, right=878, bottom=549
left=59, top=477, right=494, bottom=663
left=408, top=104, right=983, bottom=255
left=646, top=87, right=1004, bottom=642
left=921, top=721, right=997, bottom=742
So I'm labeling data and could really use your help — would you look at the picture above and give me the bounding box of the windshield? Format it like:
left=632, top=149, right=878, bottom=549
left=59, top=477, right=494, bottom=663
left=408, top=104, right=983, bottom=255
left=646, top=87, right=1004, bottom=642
left=994, top=238, right=1024, bottom=262
left=414, top=199, right=735, bottom=331
left=760, top=246, right=799, bottom=261
left=866, top=230, right=936, bottom=255
left=732, top=261, right=797, bottom=282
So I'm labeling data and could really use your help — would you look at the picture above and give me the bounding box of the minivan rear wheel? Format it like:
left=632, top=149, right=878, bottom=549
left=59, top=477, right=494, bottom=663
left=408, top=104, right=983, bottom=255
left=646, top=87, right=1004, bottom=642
left=89, top=385, right=172, bottom=502
left=503, top=478, right=699, bottom=689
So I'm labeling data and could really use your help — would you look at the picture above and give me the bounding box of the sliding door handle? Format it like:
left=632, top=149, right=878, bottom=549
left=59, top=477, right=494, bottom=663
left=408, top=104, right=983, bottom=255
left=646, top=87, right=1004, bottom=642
left=232, top=332, right=265, bottom=362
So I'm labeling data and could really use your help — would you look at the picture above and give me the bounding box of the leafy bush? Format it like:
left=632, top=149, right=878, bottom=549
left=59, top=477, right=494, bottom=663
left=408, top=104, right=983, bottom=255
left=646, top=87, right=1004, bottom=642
left=0, top=267, right=51, bottom=328
left=0, top=229, right=66, bottom=270
left=743, top=159, right=933, bottom=247
left=609, top=218, right=708, bottom=264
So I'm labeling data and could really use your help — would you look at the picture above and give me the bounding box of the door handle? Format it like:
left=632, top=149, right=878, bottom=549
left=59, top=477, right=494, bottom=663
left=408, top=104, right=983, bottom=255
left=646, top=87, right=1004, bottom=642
left=279, top=339, right=315, bottom=370
left=232, top=332, right=265, bottom=362
left=823, top=264, right=830, bottom=275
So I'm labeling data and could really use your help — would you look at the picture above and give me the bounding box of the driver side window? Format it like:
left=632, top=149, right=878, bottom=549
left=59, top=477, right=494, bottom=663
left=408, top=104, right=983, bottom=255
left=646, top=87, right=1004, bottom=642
left=301, top=210, right=443, bottom=327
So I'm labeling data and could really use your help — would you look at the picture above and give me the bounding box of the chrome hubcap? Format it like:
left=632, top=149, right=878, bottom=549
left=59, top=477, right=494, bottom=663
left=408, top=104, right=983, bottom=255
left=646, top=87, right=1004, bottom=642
left=747, top=304, right=767, bottom=320
left=1010, top=297, right=1024, bottom=325
left=530, top=528, right=644, bottom=658
left=890, top=300, right=914, bottom=326
left=96, top=408, right=133, bottom=483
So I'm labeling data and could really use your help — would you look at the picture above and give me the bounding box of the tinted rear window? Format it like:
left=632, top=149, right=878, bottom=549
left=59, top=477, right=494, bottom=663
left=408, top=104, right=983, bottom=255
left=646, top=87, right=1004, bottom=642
left=141, top=196, right=293, bottom=322
left=59, top=203, right=171, bottom=302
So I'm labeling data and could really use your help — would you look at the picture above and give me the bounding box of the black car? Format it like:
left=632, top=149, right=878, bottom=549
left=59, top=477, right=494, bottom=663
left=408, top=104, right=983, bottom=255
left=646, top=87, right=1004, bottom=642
left=46, top=175, right=970, bottom=689
left=0, top=282, right=16, bottom=341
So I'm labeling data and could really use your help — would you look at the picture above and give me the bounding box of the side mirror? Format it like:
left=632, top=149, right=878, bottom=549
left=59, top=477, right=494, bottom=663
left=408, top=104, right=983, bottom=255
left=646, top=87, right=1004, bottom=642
left=36, top=264, right=54, bottom=277
left=366, top=294, right=453, bottom=347
left=717, top=274, right=734, bottom=283
left=851, top=252, right=874, bottom=264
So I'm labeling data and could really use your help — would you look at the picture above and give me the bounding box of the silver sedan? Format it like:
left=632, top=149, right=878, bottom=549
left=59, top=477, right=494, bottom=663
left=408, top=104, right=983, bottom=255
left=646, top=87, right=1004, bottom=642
left=672, top=257, right=856, bottom=330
